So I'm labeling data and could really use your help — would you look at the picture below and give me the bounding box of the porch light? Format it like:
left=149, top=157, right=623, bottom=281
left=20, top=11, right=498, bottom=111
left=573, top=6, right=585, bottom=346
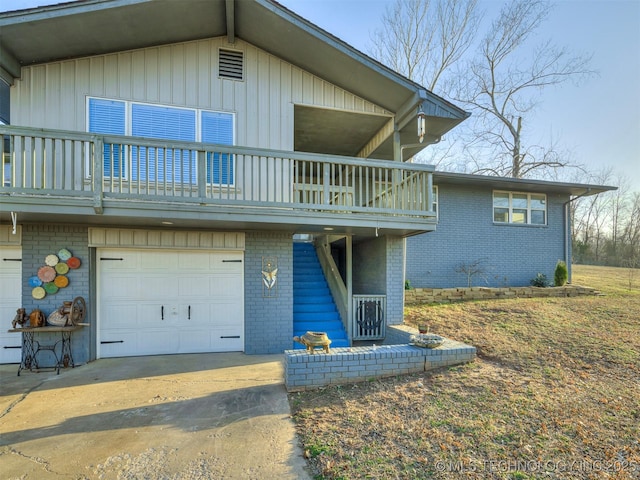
left=417, top=106, right=427, bottom=143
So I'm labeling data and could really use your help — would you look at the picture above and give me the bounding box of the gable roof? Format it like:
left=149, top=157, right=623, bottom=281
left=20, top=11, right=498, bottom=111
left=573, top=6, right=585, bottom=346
left=0, top=0, right=469, bottom=160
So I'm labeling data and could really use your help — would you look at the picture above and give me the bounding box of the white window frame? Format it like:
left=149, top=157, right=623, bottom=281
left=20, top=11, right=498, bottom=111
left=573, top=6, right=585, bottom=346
left=432, top=185, right=439, bottom=220
left=493, top=190, right=547, bottom=226
left=86, top=97, right=236, bottom=185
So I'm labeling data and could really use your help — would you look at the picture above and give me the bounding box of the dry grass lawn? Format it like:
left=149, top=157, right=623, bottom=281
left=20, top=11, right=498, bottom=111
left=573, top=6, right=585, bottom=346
left=290, top=265, right=640, bottom=479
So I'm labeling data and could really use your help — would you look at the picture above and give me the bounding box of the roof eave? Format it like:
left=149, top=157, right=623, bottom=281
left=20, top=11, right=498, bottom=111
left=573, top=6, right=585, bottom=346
left=432, top=171, right=617, bottom=196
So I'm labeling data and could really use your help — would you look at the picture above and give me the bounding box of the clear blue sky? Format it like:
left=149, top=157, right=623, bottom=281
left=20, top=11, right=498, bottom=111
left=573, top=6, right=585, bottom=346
left=2, top=0, right=639, bottom=190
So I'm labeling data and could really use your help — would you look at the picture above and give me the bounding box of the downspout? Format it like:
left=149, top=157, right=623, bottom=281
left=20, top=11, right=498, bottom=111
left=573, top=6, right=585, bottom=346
left=563, top=188, right=591, bottom=283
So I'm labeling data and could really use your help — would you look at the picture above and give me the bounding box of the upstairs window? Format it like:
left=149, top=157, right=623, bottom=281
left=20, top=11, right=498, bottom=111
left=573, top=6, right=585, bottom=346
left=88, top=98, right=234, bottom=185
left=131, top=103, right=196, bottom=183
left=202, top=111, right=234, bottom=184
left=493, top=191, right=546, bottom=225
left=88, top=98, right=125, bottom=177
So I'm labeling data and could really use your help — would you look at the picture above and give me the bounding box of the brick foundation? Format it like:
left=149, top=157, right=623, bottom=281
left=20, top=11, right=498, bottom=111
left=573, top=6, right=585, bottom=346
left=404, top=285, right=599, bottom=305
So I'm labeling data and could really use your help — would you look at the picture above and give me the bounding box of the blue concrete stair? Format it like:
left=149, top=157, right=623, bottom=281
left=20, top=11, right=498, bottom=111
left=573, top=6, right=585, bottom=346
left=293, top=243, right=350, bottom=349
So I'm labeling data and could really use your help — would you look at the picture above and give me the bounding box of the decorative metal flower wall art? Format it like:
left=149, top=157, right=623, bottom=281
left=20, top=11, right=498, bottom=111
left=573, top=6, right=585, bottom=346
left=262, top=257, right=278, bottom=297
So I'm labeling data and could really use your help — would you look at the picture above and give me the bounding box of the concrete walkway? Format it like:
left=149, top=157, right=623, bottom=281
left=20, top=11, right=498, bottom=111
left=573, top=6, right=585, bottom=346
left=0, top=353, right=311, bottom=479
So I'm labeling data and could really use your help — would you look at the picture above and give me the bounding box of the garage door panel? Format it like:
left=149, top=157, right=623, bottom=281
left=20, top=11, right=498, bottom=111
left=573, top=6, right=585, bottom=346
left=139, top=330, right=178, bottom=354
left=102, top=304, right=140, bottom=329
left=178, top=252, right=211, bottom=270
left=140, top=253, right=176, bottom=270
left=140, top=303, right=168, bottom=326
left=144, top=277, right=174, bottom=298
left=99, top=252, right=139, bottom=271
left=99, top=248, right=244, bottom=358
left=103, top=275, right=142, bottom=299
left=178, top=277, right=209, bottom=297
left=213, top=255, right=243, bottom=272
left=1, top=248, right=22, bottom=364
left=210, top=274, right=243, bottom=296
left=100, top=332, right=138, bottom=357
left=182, top=302, right=211, bottom=325
left=207, top=302, right=243, bottom=325
left=178, top=329, right=213, bottom=352
left=211, top=327, right=244, bottom=352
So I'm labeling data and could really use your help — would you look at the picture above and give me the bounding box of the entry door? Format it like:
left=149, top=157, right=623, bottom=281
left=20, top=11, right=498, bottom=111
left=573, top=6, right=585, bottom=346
left=98, top=248, right=244, bottom=358
left=0, top=247, right=22, bottom=363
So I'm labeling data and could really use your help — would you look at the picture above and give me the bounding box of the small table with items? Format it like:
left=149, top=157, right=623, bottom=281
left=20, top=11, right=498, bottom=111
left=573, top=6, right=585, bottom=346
left=8, top=324, right=87, bottom=376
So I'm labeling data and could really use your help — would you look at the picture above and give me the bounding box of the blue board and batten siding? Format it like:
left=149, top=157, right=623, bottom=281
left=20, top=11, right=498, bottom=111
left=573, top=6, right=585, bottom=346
left=405, top=184, right=570, bottom=289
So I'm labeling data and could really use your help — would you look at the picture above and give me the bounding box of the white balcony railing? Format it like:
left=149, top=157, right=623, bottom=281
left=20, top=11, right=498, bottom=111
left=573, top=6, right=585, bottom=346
left=1, top=126, right=435, bottom=220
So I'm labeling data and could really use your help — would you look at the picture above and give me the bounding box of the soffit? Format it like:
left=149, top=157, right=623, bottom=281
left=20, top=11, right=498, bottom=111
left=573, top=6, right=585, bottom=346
left=294, top=106, right=391, bottom=157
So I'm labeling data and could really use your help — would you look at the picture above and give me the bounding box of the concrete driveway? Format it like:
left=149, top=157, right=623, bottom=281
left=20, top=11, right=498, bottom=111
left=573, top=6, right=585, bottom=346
left=0, top=353, right=311, bottom=479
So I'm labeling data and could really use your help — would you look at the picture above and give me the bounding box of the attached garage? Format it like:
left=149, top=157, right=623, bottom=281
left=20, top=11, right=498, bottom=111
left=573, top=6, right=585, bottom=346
left=92, top=229, right=245, bottom=358
left=0, top=245, right=22, bottom=364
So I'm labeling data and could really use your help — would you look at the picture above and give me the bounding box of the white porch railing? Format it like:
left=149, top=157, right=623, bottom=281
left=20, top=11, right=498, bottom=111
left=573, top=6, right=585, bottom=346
left=352, top=295, right=386, bottom=340
left=1, top=126, right=435, bottom=220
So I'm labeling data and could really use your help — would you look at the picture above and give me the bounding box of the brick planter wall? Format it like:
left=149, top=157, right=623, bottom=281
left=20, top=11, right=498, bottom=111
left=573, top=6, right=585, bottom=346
left=284, top=332, right=476, bottom=392
left=404, top=285, right=599, bottom=305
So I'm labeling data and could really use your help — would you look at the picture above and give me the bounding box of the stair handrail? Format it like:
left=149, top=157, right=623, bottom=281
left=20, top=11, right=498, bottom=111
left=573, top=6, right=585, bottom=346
left=315, top=237, right=350, bottom=340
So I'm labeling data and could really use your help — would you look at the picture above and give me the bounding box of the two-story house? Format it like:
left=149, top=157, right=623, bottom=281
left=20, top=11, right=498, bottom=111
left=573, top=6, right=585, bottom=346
left=0, top=0, right=613, bottom=366
left=0, top=0, right=470, bottom=364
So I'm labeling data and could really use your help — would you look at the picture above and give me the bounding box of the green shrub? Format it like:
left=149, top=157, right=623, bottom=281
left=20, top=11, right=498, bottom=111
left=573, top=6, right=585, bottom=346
left=530, top=273, right=548, bottom=287
left=554, top=260, right=568, bottom=286
left=404, top=279, right=412, bottom=290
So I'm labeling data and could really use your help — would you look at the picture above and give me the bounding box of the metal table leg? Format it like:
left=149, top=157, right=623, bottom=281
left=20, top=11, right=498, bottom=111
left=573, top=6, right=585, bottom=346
left=18, top=331, right=37, bottom=376
left=60, top=330, right=75, bottom=369
left=33, top=340, right=62, bottom=374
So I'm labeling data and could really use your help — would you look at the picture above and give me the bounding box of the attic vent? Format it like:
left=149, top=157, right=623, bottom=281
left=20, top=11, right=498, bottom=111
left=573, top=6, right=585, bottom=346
left=219, top=49, right=244, bottom=81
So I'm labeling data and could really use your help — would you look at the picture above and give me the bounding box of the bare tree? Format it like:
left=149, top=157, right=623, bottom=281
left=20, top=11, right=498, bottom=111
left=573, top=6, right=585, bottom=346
left=571, top=168, right=616, bottom=263
left=455, top=258, right=490, bottom=287
left=370, top=0, right=480, bottom=95
left=621, top=192, right=640, bottom=260
left=609, top=173, right=630, bottom=250
left=455, top=0, right=594, bottom=178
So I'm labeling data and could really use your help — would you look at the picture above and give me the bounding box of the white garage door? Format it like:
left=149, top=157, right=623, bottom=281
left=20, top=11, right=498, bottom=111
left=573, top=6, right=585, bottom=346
left=1, top=246, right=22, bottom=364
left=98, top=248, right=244, bottom=358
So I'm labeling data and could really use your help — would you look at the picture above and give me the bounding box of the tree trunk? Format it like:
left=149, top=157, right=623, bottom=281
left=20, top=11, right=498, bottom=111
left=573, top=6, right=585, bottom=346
left=512, top=116, right=522, bottom=178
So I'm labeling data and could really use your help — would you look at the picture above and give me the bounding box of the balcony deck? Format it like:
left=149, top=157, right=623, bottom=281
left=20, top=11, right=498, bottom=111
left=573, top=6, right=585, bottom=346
left=1, top=126, right=436, bottom=236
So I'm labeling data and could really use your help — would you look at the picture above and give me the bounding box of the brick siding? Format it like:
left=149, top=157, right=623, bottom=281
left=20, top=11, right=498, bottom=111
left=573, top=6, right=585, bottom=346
left=284, top=327, right=476, bottom=391
left=21, top=224, right=91, bottom=365
left=406, top=184, right=570, bottom=288
left=244, top=231, right=293, bottom=354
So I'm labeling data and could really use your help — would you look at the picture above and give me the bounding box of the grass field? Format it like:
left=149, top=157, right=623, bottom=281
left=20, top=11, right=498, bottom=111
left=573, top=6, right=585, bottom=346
left=290, top=265, right=640, bottom=479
